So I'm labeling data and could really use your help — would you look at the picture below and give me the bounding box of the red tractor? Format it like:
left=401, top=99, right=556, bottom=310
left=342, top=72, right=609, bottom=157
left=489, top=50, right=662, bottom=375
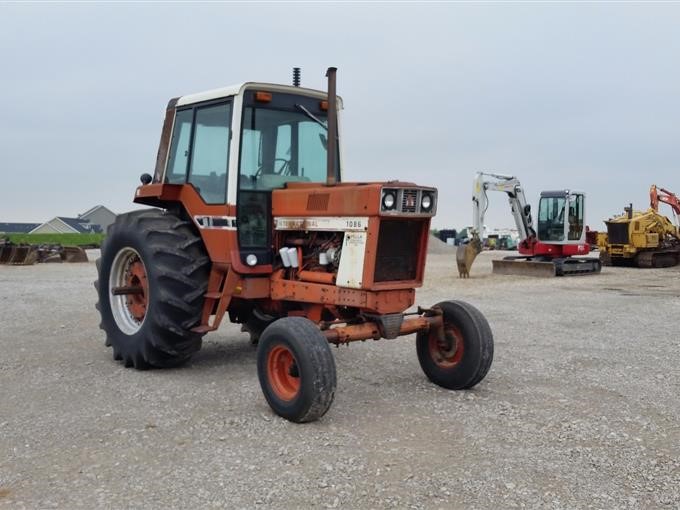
left=95, top=68, right=493, bottom=422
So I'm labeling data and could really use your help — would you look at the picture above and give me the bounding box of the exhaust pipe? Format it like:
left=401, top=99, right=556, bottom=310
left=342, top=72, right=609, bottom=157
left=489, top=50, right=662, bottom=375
left=625, top=203, right=633, bottom=219
left=326, top=67, right=338, bottom=186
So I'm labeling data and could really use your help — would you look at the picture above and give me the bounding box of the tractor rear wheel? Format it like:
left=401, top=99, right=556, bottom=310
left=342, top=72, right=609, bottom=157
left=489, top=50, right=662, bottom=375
left=95, top=209, right=210, bottom=369
left=257, top=317, right=336, bottom=423
left=416, top=300, right=494, bottom=390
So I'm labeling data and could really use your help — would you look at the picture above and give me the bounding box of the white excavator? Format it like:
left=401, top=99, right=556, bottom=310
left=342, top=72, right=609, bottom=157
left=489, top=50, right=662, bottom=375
left=456, top=172, right=601, bottom=278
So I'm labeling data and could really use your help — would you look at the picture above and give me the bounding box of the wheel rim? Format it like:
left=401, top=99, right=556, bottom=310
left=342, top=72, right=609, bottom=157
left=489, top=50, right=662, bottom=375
left=267, top=345, right=300, bottom=401
left=429, top=323, right=465, bottom=369
left=109, top=247, right=149, bottom=335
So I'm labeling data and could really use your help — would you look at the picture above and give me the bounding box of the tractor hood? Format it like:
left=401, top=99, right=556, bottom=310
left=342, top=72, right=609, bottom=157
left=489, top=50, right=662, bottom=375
left=272, top=181, right=437, bottom=218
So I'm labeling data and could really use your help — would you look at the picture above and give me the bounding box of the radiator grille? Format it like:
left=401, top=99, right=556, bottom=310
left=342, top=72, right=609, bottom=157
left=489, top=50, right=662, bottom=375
left=374, top=220, right=423, bottom=282
left=606, top=222, right=629, bottom=245
left=401, top=190, right=418, bottom=213
left=307, top=193, right=330, bottom=211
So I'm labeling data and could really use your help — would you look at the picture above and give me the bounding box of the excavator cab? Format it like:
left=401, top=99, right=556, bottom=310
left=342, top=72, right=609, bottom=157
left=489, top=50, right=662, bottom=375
left=537, top=191, right=585, bottom=244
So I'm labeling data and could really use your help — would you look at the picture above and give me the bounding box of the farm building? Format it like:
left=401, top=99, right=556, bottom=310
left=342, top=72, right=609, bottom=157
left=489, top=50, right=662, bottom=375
left=29, top=205, right=116, bottom=234
left=77, top=205, right=117, bottom=232
left=30, top=217, right=98, bottom=234
left=0, top=223, right=41, bottom=234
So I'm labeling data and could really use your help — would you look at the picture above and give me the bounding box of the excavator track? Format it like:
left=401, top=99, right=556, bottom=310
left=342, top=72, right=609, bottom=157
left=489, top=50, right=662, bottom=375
left=492, top=256, right=602, bottom=277
left=635, top=249, right=680, bottom=268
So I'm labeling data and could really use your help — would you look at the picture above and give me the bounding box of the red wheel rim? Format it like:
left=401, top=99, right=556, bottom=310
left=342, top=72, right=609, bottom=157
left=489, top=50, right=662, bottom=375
left=429, top=323, right=465, bottom=369
left=125, top=258, right=148, bottom=322
left=267, top=345, right=300, bottom=401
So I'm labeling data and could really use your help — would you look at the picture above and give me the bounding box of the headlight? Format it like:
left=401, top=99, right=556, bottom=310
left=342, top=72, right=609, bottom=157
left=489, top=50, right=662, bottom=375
left=246, top=254, right=258, bottom=266
left=421, top=193, right=433, bottom=212
left=382, top=191, right=396, bottom=210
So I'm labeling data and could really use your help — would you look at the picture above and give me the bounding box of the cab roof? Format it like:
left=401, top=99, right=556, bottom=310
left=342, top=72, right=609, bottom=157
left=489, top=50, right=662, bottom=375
left=176, top=82, right=343, bottom=107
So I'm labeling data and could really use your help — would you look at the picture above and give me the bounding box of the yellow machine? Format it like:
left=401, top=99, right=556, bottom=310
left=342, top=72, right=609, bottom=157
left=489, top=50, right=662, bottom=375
left=598, top=204, right=680, bottom=268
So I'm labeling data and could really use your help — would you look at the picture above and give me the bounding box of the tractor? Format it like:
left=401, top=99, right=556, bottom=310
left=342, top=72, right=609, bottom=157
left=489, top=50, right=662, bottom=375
left=95, top=68, right=494, bottom=422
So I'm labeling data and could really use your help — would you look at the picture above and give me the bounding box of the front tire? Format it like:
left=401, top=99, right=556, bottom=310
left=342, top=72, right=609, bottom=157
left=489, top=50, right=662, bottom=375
left=417, top=300, right=494, bottom=389
left=257, top=317, right=336, bottom=423
left=95, top=209, right=210, bottom=369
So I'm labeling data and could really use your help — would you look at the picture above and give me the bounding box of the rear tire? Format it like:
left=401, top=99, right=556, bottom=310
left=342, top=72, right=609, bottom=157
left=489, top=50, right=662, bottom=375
left=417, top=300, right=494, bottom=389
left=94, top=209, right=210, bottom=369
left=257, top=317, right=336, bottom=423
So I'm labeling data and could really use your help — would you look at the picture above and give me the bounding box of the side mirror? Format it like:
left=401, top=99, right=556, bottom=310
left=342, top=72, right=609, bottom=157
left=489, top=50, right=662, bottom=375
left=140, top=173, right=152, bottom=185
left=523, top=204, right=531, bottom=216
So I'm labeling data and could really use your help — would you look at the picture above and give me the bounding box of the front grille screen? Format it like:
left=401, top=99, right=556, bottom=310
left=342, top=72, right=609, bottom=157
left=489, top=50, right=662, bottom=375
left=606, top=222, right=629, bottom=245
left=401, top=190, right=418, bottom=213
left=374, top=220, right=422, bottom=282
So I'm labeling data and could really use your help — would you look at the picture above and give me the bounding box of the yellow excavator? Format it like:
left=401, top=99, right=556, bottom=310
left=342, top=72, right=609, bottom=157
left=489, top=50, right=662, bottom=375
left=597, top=185, right=680, bottom=268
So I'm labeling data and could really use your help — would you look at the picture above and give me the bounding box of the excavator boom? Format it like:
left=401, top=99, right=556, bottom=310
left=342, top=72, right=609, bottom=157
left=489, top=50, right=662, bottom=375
left=456, top=172, right=533, bottom=277
left=650, top=184, right=680, bottom=225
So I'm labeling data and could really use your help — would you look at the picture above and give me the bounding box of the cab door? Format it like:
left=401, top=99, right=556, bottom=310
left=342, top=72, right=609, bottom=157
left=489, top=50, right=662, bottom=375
left=566, top=193, right=585, bottom=243
left=236, top=114, right=293, bottom=266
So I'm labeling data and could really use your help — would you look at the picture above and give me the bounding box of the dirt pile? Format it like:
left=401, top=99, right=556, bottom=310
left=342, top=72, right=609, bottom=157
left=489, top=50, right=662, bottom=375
left=427, top=234, right=455, bottom=254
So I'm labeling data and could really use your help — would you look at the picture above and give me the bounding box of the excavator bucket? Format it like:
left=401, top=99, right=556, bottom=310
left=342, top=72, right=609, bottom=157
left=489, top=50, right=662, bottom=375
left=0, top=244, right=87, bottom=265
left=0, top=245, right=12, bottom=263
left=456, top=238, right=482, bottom=278
left=61, top=246, right=89, bottom=263
left=1, top=245, right=39, bottom=265
left=492, top=258, right=557, bottom=278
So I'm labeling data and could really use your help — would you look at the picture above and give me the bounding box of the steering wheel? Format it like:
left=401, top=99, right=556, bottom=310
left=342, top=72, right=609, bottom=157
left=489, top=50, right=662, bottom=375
left=255, top=158, right=290, bottom=177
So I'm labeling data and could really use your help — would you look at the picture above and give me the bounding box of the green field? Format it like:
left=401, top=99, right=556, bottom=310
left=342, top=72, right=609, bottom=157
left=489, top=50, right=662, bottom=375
left=3, top=233, right=105, bottom=247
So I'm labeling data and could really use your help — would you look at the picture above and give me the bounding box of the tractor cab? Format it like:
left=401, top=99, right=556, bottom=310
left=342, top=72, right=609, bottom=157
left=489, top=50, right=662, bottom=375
left=537, top=190, right=586, bottom=245
left=140, top=80, right=343, bottom=268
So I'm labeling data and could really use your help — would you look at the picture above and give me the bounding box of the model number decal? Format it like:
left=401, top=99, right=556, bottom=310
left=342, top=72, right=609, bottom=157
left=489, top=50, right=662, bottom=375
left=275, top=217, right=369, bottom=232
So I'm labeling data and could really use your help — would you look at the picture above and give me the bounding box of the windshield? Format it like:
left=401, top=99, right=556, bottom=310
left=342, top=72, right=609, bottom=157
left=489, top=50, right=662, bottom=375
left=239, top=92, right=339, bottom=190
left=537, top=196, right=566, bottom=242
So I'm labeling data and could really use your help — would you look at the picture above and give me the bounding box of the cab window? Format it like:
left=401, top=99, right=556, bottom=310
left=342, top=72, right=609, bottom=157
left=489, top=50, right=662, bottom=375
left=166, top=109, right=192, bottom=184
left=538, top=196, right=566, bottom=242
left=567, top=194, right=584, bottom=241
left=165, top=102, right=232, bottom=204
left=238, top=103, right=336, bottom=190
left=188, top=103, right=232, bottom=204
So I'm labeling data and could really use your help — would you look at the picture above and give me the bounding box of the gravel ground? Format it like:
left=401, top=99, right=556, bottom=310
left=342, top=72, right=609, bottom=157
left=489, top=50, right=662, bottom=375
left=1, top=249, right=679, bottom=509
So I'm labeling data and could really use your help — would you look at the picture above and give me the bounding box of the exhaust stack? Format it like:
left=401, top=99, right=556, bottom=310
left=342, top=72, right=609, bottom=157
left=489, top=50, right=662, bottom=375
left=326, top=67, right=338, bottom=186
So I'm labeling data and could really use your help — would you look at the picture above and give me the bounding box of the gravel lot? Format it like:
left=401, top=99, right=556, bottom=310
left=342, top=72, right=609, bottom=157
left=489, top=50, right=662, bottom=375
left=1, top=249, right=679, bottom=509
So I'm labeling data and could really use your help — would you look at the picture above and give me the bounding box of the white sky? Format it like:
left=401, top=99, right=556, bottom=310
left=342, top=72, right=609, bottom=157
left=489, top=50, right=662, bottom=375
left=1, top=3, right=678, bottom=230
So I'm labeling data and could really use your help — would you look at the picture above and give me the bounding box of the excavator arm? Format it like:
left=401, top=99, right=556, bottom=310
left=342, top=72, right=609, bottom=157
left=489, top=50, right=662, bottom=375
left=457, top=172, right=534, bottom=277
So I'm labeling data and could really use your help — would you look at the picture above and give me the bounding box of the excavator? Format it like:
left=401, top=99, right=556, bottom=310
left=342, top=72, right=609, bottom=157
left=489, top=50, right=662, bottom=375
left=456, top=172, right=601, bottom=277
left=598, top=184, right=680, bottom=268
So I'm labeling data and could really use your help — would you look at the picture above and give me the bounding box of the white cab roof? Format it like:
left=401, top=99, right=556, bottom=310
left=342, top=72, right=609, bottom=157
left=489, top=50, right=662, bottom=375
left=176, top=82, right=342, bottom=107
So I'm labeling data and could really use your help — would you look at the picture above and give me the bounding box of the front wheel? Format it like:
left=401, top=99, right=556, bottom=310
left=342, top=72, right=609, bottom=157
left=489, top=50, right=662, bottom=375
left=257, top=317, right=336, bottom=423
left=417, top=300, right=494, bottom=389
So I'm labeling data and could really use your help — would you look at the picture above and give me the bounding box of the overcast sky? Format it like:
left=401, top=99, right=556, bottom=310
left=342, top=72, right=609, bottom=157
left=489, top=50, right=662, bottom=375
left=1, top=3, right=679, bottom=230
